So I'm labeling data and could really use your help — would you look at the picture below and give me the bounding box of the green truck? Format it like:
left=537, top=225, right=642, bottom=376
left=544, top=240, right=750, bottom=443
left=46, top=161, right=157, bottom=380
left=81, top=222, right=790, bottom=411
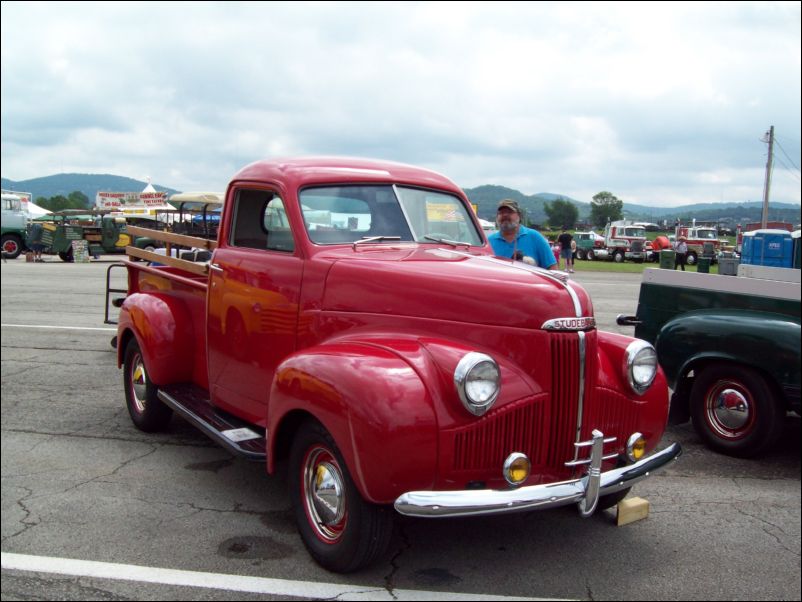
left=618, top=267, right=800, bottom=457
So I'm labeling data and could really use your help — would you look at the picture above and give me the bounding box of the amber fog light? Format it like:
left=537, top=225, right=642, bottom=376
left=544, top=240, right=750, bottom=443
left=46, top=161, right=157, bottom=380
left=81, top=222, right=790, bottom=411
left=503, top=452, right=530, bottom=486
left=627, top=433, right=647, bottom=462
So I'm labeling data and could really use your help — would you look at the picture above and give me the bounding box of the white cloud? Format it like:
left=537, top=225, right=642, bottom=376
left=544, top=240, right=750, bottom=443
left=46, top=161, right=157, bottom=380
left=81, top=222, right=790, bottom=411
left=1, top=1, right=799, bottom=207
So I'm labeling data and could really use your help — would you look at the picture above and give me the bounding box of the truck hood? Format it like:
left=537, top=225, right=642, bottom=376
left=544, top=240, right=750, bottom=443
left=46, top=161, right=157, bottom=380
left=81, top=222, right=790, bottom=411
left=321, top=247, right=593, bottom=329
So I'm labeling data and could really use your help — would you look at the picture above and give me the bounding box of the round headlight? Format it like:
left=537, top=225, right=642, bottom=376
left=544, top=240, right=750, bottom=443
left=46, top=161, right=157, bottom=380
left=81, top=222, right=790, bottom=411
left=624, top=340, right=658, bottom=395
left=454, top=352, right=500, bottom=416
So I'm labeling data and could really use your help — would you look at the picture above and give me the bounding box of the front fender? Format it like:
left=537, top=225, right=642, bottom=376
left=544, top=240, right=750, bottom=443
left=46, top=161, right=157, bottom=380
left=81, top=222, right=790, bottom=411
left=655, top=309, right=801, bottom=390
left=117, top=292, right=195, bottom=385
left=268, top=340, right=438, bottom=504
left=596, top=330, right=670, bottom=448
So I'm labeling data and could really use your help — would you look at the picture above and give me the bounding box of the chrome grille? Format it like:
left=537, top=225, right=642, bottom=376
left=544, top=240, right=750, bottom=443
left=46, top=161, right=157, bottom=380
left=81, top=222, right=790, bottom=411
left=547, top=333, right=581, bottom=466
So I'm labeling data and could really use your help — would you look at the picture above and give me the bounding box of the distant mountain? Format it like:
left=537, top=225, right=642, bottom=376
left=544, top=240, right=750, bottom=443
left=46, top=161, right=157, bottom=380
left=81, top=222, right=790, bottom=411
left=464, top=185, right=583, bottom=224
left=1, top=174, right=180, bottom=207
left=464, top=185, right=800, bottom=227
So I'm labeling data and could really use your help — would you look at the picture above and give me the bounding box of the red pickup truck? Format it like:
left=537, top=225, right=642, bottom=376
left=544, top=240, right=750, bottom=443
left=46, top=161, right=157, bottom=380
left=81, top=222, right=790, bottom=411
left=113, top=157, right=681, bottom=572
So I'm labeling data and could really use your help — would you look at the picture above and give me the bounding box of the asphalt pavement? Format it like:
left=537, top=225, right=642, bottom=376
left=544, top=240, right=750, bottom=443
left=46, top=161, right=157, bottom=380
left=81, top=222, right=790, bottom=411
left=2, top=255, right=800, bottom=600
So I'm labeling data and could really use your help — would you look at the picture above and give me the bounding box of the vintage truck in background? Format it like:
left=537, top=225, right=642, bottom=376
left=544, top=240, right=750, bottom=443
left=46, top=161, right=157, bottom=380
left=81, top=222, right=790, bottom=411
left=111, top=157, right=681, bottom=572
left=618, top=267, right=800, bottom=457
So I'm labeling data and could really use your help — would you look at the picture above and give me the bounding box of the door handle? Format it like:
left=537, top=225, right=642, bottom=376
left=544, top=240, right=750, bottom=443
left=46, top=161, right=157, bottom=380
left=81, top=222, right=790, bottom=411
left=209, top=263, right=223, bottom=273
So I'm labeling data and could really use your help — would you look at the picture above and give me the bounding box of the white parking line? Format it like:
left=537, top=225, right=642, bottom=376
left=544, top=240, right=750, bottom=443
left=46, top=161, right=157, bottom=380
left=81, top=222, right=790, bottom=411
left=1, top=552, right=562, bottom=601
left=1, top=323, right=116, bottom=332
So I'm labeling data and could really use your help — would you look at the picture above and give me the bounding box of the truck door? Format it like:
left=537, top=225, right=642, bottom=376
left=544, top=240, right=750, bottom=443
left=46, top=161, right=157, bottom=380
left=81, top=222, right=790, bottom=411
left=207, top=188, right=303, bottom=425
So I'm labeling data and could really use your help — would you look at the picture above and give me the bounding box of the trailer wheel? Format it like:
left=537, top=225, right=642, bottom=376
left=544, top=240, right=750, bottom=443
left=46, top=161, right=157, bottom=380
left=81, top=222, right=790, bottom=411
left=690, top=363, right=782, bottom=457
left=1, top=234, right=23, bottom=259
left=123, top=338, right=172, bottom=432
left=289, top=420, right=393, bottom=572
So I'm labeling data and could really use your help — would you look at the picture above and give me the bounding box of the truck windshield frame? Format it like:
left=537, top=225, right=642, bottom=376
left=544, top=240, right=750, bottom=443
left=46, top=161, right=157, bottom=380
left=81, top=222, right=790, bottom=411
left=299, top=184, right=483, bottom=246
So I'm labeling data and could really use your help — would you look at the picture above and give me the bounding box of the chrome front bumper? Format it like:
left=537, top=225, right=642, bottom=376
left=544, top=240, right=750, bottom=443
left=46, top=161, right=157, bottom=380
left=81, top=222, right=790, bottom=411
left=394, top=441, right=681, bottom=518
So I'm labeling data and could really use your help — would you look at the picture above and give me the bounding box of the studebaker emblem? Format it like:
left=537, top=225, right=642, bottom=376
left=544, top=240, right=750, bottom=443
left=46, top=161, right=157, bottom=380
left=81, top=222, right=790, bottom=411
left=541, top=317, right=596, bottom=331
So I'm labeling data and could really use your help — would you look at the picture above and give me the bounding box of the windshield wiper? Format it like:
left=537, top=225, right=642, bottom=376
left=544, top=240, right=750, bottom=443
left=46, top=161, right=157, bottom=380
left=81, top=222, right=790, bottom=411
left=424, top=235, right=472, bottom=248
left=353, top=235, right=402, bottom=249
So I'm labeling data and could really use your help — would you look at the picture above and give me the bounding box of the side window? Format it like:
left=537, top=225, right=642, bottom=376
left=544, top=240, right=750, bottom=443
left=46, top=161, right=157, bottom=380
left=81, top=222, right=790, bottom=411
left=229, top=189, right=295, bottom=253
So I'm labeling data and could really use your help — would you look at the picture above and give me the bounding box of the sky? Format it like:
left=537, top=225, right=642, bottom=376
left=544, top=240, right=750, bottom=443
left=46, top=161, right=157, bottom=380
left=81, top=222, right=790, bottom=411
left=1, top=1, right=800, bottom=207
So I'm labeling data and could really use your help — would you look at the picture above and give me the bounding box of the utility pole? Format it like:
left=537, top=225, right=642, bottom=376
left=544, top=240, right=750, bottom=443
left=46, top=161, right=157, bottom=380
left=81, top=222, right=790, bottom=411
left=761, top=125, right=774, bottom=228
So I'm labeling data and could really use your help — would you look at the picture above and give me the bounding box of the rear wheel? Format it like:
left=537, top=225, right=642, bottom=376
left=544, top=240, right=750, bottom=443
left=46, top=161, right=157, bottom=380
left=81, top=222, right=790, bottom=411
left=690, top=363, right=782, bottom=457
left=289, top=420, right=393, bottom=573
left=587, top=250, right=595, bottom=261
left=123, top=338, right=172, bottom=432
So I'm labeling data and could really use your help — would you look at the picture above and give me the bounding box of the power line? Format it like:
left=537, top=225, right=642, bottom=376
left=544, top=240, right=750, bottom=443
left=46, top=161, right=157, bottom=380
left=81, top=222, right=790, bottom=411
left=773, top=138, right=801, bottom=173
left=773, top=154, right=802, bottom=183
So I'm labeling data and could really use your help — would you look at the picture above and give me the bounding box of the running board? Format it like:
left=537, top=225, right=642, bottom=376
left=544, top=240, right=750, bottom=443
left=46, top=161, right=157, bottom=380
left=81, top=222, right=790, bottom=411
left=157, top=384, right=266, bottom=461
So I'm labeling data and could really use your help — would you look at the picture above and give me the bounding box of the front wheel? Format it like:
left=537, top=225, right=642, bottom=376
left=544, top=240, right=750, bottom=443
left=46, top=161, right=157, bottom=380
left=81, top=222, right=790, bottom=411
left=1, top=234, right=23, bottom=259
left=690, top=364, right=782, bottom=457
left=596, top=487, right=631, bottom=511
left=613, top=250, right=625, bottom=263
left=289, top=420, right=393, bottom=573
left=686, top=251, right=698, bottom=266
left=123, top=338, right=172, bottom=432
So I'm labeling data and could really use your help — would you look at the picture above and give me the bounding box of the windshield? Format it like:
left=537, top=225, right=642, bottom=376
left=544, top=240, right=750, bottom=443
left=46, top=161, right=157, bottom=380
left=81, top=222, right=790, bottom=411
left=623, top=227, right=646, bottom=237
left=696, top=229, right=717, bottom=239
left=300, top=185, right=483, bottom=246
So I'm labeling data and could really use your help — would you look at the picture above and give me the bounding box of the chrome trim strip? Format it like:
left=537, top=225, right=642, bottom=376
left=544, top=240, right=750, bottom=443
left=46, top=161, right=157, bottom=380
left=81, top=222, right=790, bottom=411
left=570, top=330, right=587, bottom=464
left=394, top=442, right=682, bottom=518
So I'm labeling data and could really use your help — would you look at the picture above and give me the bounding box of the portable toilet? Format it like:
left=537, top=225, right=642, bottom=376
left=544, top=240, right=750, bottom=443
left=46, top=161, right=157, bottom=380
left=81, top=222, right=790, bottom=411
left=740, top=229, right=794, bottom=268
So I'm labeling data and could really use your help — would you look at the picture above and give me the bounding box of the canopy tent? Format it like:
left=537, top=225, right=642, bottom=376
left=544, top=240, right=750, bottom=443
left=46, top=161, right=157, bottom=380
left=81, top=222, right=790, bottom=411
left=26, top=202, right=51, bottom=218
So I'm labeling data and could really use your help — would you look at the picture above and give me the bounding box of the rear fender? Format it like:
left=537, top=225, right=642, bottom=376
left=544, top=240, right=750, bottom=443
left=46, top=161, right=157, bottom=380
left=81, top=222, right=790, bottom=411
left=116, top=292, right=195, bottom=385
left=268, top=340, right=438, bottom=504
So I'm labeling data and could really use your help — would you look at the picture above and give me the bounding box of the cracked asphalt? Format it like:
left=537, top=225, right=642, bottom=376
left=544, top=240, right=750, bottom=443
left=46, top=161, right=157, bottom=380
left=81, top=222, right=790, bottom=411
left=2, top=258, right=800, bottom=600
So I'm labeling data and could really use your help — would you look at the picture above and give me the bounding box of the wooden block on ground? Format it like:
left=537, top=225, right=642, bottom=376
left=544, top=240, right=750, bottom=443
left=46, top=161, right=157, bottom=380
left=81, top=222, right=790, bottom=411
left=616, top=496, right=650, bottom=526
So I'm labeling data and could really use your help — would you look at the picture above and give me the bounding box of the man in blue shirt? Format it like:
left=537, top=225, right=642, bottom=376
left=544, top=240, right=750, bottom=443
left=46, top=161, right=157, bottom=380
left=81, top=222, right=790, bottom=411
left=488, top=199, right=557, bottom=269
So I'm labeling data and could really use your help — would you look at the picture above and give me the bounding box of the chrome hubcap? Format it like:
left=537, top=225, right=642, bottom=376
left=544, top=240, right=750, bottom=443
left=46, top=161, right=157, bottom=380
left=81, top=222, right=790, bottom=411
left=706, top=382, right=752, bottom=439
left=130, top=353, right=148, bottom=413
left=303, top=447, right=346, bottom=542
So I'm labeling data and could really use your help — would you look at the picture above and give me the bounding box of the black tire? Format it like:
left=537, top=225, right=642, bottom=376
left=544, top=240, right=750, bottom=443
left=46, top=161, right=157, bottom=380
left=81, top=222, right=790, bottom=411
left=686, top=251, right=698, bottom=266
left=576, top=249, right=586, bottom=261
left=58, top=248, right=74, bottom=262
left=690, top=363, right=782, bottom=458
left=596, top=487, right=631, bottom=511
left=123, top=338, right=172, bottom=432
left=1, top=234, right=23, bottom=259
left=587, top=250, right=595, bottom=261
left=288, top=420, right=393, bottom=573
left=613, top=250, right=625, bottom=263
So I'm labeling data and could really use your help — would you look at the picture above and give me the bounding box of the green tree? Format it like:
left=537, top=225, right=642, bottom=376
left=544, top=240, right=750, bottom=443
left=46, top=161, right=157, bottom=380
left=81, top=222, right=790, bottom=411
left=590, top=191, right=623, bottom=228
left=68, top=191, right=90, bottom=208
left=38, top=192, right=87, bottom=212
left=543, top=198, right=579, bottom=229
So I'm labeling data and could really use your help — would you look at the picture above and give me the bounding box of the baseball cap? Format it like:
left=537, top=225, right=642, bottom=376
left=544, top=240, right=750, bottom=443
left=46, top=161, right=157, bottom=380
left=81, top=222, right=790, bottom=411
left=497, top=199, right=520, bottom=213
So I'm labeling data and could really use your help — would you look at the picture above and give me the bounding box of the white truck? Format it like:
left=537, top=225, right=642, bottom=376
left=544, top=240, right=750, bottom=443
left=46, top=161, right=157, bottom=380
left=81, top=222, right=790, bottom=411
left=1, top=192, right=29, bottom=259
left=600, top=220, right=648, bottom=262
